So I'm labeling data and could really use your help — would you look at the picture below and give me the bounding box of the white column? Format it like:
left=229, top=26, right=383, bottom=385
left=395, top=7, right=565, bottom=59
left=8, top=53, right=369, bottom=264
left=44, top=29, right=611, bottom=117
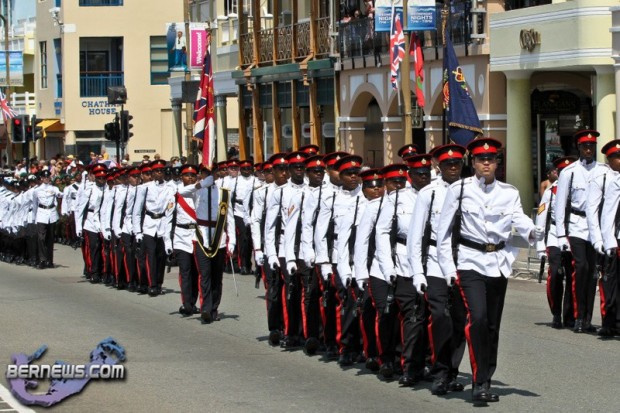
left=595, top=65, right=616, bottom=162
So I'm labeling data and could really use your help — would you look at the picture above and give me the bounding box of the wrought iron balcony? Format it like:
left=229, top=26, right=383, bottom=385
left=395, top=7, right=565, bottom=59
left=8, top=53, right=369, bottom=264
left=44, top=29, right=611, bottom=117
left=80, top=72, right=124, bottom=97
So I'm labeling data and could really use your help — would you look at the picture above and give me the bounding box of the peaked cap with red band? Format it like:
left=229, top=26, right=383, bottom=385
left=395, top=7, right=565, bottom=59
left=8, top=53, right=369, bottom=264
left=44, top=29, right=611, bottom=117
left=431, top=144, right=466, bottom=162
left=601, top=139, right=620, bottom=157
left=299, top=144, right=320, bottom=155
left=407, top=154, right=433, bottom=170
left=239, top=159, right=253, bottom=168
left=574, top=130, right=599, bottom=145
left=268, top=153, right=288, bottom=167
left=262, top=161, right=273, bottom=171
left=553, top=156, right=577, bottom=171
left=334, top=155, right=363, bottom=173
left=467, top=137, right=503, bottom=157
left=150, top=160, right=167, bottom=170
left=398, top=144, right=419, bottom=160
left=380, top=163, right=409, bottom=180
left=181, top=164, right=199, bottom=175
left=323, top=152, right=349, bottom=168
left=227, top=158, right=240, bottom=168
left=285, top=151, right=310, bottom=165
left=91, top=163, right=108, bottom=174
left=360, top=168, right=383, bottom=183
left=128, top=167, right=141, bottom=176
left=304, top=155, right=325, bottom=169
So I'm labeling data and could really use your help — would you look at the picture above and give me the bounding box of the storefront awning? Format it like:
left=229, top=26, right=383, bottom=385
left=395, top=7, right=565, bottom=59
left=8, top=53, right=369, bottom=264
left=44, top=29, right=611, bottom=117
left=37, top=119, right=63, bottom=138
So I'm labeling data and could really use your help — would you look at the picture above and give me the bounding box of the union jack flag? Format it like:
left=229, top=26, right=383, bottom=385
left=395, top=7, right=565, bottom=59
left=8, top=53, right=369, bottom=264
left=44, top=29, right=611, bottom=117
left=193, top=31, right=216, bottom=167
left=0, top=89, right=17, bottom=122
left=389, top=13, right=405, bottom=90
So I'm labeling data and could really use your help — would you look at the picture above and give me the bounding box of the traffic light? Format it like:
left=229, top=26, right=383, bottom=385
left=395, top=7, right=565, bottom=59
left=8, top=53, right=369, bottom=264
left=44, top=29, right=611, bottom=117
left=104, top=121, right=119, bottom=142
left=25, top=124, right=32, bottom=142
left=120, top=110, right=133, bottom=142
left=31, top=116, right=44, bottom=141
left=11, top=115, right=27, bottom=143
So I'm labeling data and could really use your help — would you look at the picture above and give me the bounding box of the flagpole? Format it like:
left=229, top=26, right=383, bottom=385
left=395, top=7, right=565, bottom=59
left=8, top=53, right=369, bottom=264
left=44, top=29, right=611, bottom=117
left=441, top=3, right=449, bottom=145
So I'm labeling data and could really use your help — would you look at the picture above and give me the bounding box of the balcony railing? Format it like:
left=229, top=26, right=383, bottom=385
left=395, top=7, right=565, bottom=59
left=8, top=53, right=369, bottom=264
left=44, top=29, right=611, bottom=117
left=259, top=28, right=274, bottom=63
left=79, top=0, right=123, bottom=6
left=276, top=25, right=293, bottom=63
left=240, top=33, right=253, bottom=67
left=316, top=17, right=331, bottom=58
left=294, top=21, right=311, bottom=60
left=80, top=72, right=124, bottom=97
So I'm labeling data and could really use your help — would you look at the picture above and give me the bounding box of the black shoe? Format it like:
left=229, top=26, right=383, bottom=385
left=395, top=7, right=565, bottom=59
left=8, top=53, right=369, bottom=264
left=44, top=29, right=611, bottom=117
left=472, top=383, right=490, bottom=403
left=138, top=286, right=148, bottom=294
left=37, top=261, right=46, bottom=270
left=148, top=287, right=159, bottom=297
left=552, top=315, right=562, bottom=329
left=268, top=330, right=281, bottom=346
left=447, top=379, right=465, bottom=392
left=280, top=336, right=300, bottom=349
left=564, top=319, right=575, bottom=329
left=104, top=276, right=113, bottom=286
left=211, top=310, right=220, bottom=321
left=573, top=319, right=584, bottom=333
left=179, top=305, right=192, bottom=317
left=379, top=362, right=394, bottom=379
left=192, top=305, right=200, bottom=314
left=398, top=373, right=416, bottom=387
left=304, top=337, right=320, bottom=355
left=200, top=311, right=212, bottom=324
left=365, top=357, right=380, bottom=372
left=431, top=379, right=448, bottom=395
left=240, top=267, right=250, bottom=275
left=338, top=353, right=354, bottom=367
left=116, top=283, right=126, bottom=290
left=583, top=321, right=596, bottom=333
left=325, top=345, right=339, bottom=361
left=598, top=327, right=615, bottom=337
left=90, top=275, right=101, bottom=284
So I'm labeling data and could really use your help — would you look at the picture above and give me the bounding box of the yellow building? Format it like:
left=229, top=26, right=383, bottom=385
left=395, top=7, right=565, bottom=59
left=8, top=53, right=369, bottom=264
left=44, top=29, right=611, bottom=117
left=35, top=0, right=184, bottom=163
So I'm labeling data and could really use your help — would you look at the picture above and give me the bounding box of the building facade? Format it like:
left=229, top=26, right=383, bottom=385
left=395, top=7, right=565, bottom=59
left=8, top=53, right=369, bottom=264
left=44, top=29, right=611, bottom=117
left=35, top=0, right=184, bottom=163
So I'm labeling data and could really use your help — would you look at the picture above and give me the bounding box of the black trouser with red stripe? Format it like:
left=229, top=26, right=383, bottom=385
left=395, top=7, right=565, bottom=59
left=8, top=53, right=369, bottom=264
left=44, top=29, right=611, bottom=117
left=195, top=246, right=225, bottom=318
left=102, top=239, right=112, bottom=281
left=368, top=276, right=399, bottom=366
left=357, top=281, right=378, bottom=361
left=395, top=275, right=426, bottom=377
left=113, top=235, right=126, bottom=287
left=280, top=257, right=302, bottom=341
left=234, top=216, right=251, bottom=271
left=601, top=248, right=620, bottom=330
left=546, top=246, right=574, bottom=324
left=333, top=274, right=361, bottom=356
left=177, top=247, right=199, bottom=309
left=135, top=236, right=148, bottom=289
left=299, top=263, right=321, bottom=342
left=121, top=233, right=137, bottom=288
left=85, top=229, right=102, bottom=280
left=143, top=234, right=165, bottom=289
left=568, top=237, right=597, bottom=325
left=264, top=263, right=284, bottom=333
left=426, top=276, right=466, bottom=382
left=319, top=266, right=338, bottom=349
left=457, top=270, right=507, bottom=385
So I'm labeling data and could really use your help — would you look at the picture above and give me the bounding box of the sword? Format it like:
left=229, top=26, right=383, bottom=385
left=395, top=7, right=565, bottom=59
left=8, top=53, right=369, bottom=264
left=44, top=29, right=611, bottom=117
left=229, top=255, right=239, bottom=297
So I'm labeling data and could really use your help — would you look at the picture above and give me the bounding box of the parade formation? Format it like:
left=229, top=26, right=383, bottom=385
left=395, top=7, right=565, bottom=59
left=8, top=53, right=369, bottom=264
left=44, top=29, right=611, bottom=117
left=2, top=131, right=620, bottom=404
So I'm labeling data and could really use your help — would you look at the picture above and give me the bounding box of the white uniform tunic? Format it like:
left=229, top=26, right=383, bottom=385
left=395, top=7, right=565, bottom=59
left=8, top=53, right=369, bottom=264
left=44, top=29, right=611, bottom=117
left=32, top=183, right=62, bottom=224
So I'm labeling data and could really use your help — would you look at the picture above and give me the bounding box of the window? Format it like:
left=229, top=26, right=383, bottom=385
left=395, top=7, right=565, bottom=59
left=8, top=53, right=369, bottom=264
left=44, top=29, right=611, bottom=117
left=225, top=0, right=238, bottom=16
left=150, top=36, right=169, bottom=85
left=79, top=0, right=124, bottom=6
left=79, top=37, right=123, bottom=97
left=40, top=41, right=47, bottom=89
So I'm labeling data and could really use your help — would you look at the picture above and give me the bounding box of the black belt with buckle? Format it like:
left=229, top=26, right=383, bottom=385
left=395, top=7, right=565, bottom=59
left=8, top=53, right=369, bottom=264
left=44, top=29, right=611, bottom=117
left=38, top=204, right=54, bottom=209
left=145, top=210, right=164, bottom=219
left=88, top=208, right=95, bottom=213
left=176, top=222, right=197, bottom=230
left=570, top=207, right=586, bottom=217
left=428, top=239, right=437, bottom=247
left=459, top=237, right=505, bottom=253
left=396, top=236, right=407, bottom=246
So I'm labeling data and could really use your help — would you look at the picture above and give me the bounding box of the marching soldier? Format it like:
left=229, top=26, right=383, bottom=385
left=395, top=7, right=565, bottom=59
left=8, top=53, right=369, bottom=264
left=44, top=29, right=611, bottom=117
left=376, top=154, right=432, bottom=386
left=100, top=170, right=118, bottom=285
left=536, top=157, right=577, bottom=329
left=248, top=160, right=274, bottom=291
left=554, top=130, right=609, bottom=333
left=111, top=169, right=129, bottom=289
left=436, top=138, right=543, bottom=403
left=408, top=144, right=467, bottom=395
left=32, top=169, right=63, bottom=269
left=121, top=166, right=141, bottom=292
left=133, top=160, right=175, bottom=296
left=231, top=159, right=256, bottom=274
left=597, top=140, right=620, bottom=336
left=75, top=164, right=108, bottom=282
left=285, top=154, right=325, bottom=355
left=265, top=151, right=308, bottom=348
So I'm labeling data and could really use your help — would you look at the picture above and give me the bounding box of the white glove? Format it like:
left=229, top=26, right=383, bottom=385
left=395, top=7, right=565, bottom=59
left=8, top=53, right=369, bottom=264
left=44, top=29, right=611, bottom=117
left=105, top=233, right=111, bottom=241
left=286, top=261, right=297, bottom=274
left=607, top=248, right=617, bottom=258
left=354, top=278, right=365, bottom=291
left=320, top=264, right=332, bottom=281
left=268, top=255, right=279, bottom=271
left=136, top=234, right=143, bottom=243
left=537, top=250, right=546, bottom=260
left=77, top=230, right=82, bottom=238
left=254, top=250, right=264, bottom=266
left=413, top=274, right=427, bottom=295
left=227, top=243, right=235, bottom=257
left=304, top=249, right=316, bottom=268
left=445, top=272, right=457, bottom=287
left=532, top=226, right=545, bottom=242
left=558, top=237, right=570, bottom=251
left=593, top=241, right=605, bottom=255
left=166, top=248, right=173, bottom=256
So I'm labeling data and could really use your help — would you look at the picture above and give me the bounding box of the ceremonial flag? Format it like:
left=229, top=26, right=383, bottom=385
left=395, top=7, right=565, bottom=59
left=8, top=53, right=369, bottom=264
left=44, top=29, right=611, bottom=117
left=442, top=35, right=482, bottom=146
left=0, top=89, right=17, bottom=122
left=193, top=31, right=216, bottom=167
left=389, top=11, right=405, bottom=90
left=410, top=32, right=425, bottom=108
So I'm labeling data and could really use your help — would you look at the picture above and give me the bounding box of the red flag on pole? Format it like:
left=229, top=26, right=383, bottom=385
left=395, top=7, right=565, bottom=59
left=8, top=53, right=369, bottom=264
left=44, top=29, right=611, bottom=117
left=193, top=32, right=215, bottom=167
left=410, top=33, right=425, bottom=108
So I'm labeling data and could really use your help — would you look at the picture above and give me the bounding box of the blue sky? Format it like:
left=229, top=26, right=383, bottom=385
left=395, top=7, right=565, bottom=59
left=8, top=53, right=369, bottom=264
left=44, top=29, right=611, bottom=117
left=13, top=0, right=35, bottom=21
